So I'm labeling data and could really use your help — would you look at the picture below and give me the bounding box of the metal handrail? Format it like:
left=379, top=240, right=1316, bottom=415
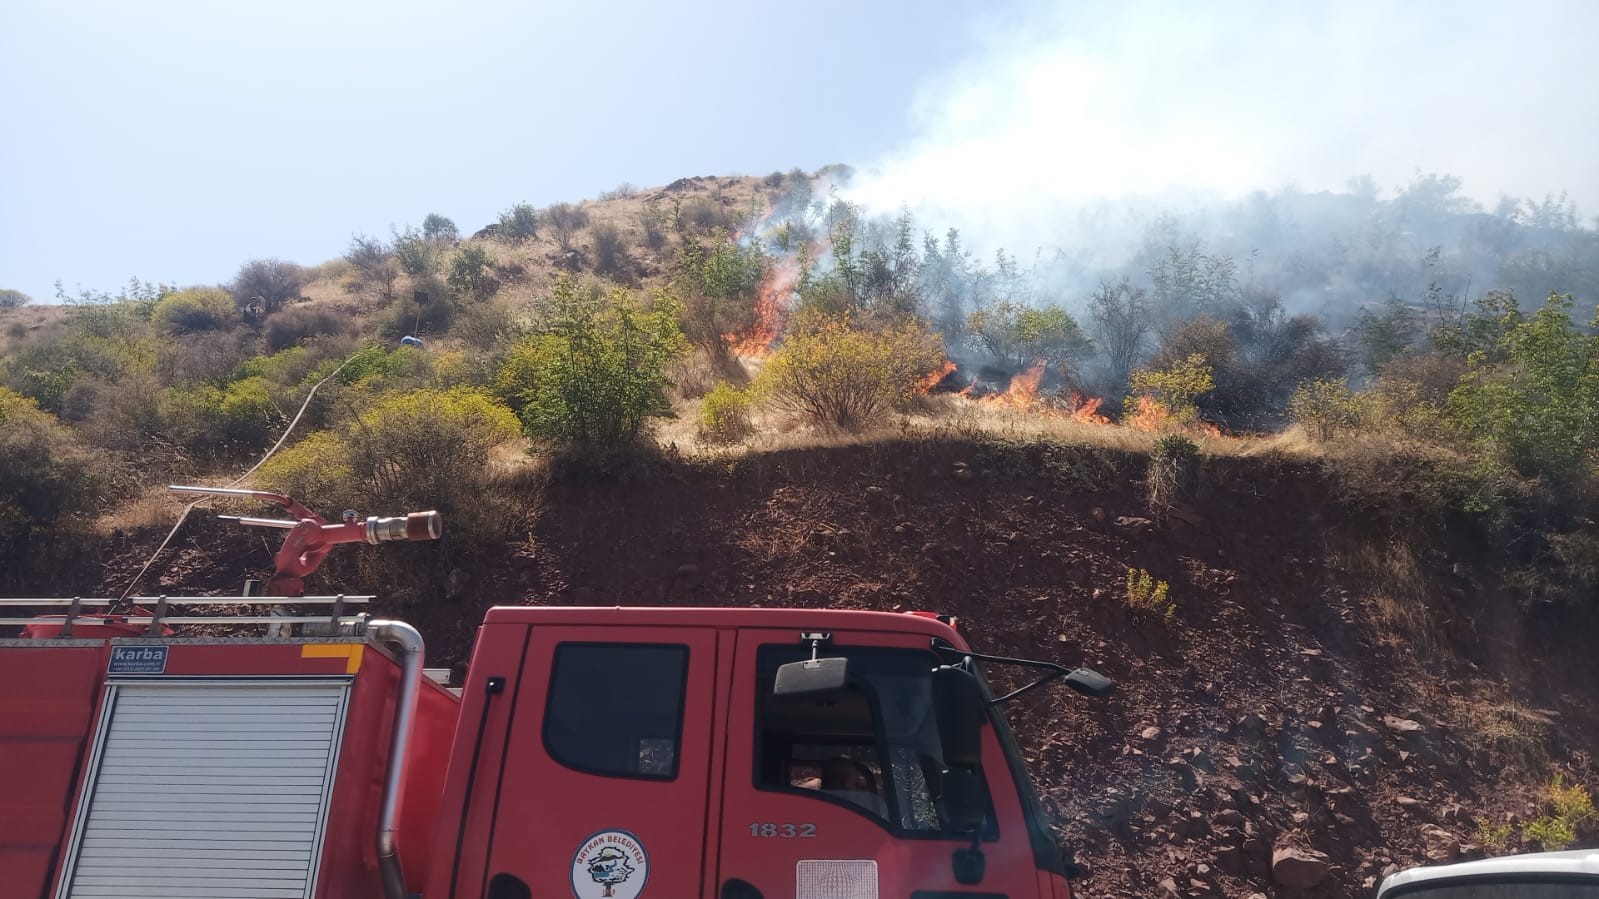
left=0, top=596, right=374, bottom=606
left=0, top=595, right=377, bottom=634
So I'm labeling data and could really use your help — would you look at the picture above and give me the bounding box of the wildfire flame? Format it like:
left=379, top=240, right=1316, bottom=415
left=1067, top=393, right=1111, bottom=425
left=1124, top=395, right=1171, bottom=432
left=1123, top=395, right=1223, bottom=436
left=916, top=360, right=959, bottom=394
left=725, top=257, right=800, bottom=358
left=983, top=362, right=1047, bottom=409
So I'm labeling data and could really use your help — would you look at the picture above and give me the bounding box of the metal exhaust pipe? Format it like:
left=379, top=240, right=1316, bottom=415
left=369, top=619, right=424, bottom=899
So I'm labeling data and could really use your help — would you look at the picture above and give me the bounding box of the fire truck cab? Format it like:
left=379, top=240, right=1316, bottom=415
left=429, top=605, right=1095, bottom=899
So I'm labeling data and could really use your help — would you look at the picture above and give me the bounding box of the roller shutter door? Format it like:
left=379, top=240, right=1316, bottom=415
left=59, top=680, right=350, bottom=899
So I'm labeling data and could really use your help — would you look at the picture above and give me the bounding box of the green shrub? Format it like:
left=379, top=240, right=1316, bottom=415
left=699, top=382, right=753, bottom=443
left=257, top=387, right=520, bottom=543
left=391, top=226, right=438, bottom=278
left=167, top=375, right=283, bottom=452
left=422, top=213, right=458, bottom=244
left=151, top=288, right=235, bottom=334
left=1124, top=567, right=1175, bottom=618
left=1447, top=293, right=1598, bottom=483
left=495, top=276, right=687, bottom=450
left=0, top=389, right=110, bottom=587
left=264, top=305, right=350, bottom=351
left=1523, top=777, right=1595, bottom=850
left=676, top=234, right=769, bottom=359
left=752, top=315, right=945, bottom=432
left=1289, top=378, right=1360, bottom=441
left=966, top=300, right=1093, bottom=373
left=447, top=244, right=497, bottom=299
left=1128, top=353, right=1214, bottom=427
left=497, top=203, right=539, bottom=242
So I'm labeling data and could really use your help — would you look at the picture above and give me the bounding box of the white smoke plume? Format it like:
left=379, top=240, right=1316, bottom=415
left=845, top=0, right=1599, bottom=260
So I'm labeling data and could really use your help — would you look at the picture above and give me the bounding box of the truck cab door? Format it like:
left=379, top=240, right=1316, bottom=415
left=716, top=630, right=1044, bottom=899
left=478, top=625, right=719, bottom=899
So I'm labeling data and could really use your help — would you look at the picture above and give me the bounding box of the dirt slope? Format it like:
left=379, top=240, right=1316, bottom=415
left=94, top=438, right=1599, bottom=897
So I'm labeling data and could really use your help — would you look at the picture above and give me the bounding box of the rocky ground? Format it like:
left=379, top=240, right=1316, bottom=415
left=91, top=438, right=1599, bottom=897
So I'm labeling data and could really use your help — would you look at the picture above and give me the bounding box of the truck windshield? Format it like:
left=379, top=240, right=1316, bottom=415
left=755, top=645, right=996, bottom=838
left=1388, top=883, right=1599, bottom=898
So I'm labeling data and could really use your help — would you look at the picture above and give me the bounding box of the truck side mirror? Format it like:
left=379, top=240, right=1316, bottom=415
left=933, top=665, right=985, bottom=769
left=774, top=656, right=849, bottom=696
left=1064, top=667, right=1114, bottom=697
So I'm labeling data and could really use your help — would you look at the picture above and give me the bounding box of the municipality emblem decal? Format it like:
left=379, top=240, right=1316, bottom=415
left=571, top=830, right=649, bottom=898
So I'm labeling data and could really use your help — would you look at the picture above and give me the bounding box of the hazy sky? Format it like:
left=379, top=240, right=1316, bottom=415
left=3, top=0, right=1596, bottom=304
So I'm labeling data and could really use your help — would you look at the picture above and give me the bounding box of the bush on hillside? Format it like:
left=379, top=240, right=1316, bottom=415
left=699, top=382, right=753, bottom=443
left=495, top=275, right=688, bottom=450
left=344, top=234, right=399, bottom=300
left=165, top=375, right=284, bottom=454
left=497, top=203, right=539, bottom=243
left=265, top=304, right=352, bottom=351
left=231, top=259, right=306, bottom=313
left=591, top=222, right=629, bottom=278
left=1128, top=353, right=1214, bottom=428
left=257, top=387, right=521, bottom=543
left=447, top=244, right=497, bottom=299
left=676, top=235, right=769, bottom=360
left=1447, top=293, right=1598, bottom=483
left=753, top=314, right=945, bottom=432
left=421, top=213, right=459, bottom=244
left=1289, top=378, right=1360, bottom=441
left=151, top=288, right=236, bottom=334
left=0, top=389, right=110, bottom=587
left=966, top=299, right=1094, bottom=376
left=0, top=289, right=32, bottom=308
left=544, top=203, right=590, bottom=252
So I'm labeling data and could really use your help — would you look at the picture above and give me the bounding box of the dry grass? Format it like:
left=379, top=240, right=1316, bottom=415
left=99, top=484, right=189, bottom=535
left=1332, top=538, right=1444, bottom=656
left=0, top=302, right=69, bottom=355
left=1457, top=696, right=1558, bottom=772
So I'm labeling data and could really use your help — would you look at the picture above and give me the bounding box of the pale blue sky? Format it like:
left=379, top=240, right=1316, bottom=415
left=4, top=1, right=1596, bottom=304
left=0, top=0, right=988, bottom=302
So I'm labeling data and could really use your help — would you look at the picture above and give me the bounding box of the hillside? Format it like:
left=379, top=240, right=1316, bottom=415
left=4, top=168, right=1599, bottom=896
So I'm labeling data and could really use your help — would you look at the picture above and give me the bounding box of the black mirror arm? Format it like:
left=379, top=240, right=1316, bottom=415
left=931, top=639, right=1111, bottom=704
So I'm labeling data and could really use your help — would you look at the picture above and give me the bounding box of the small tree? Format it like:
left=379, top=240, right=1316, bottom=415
left=0, top=388, right=110, bottom=588
left=544, top=203, right=590, bottom=252
left=231, top=259, right=306, bottom=313
left=447, top=244, right=497, bottom=299
left=421, top=213, right=459, bottom=244
left=0, top=289, right=32, bottom=308
left=1289, top=378, right=1360, bottom=441
left=1128, top=353, right=1214, bottom=427
left=344, top=234, right=399, bottom=300
left=1089, top=278, right=1153, bottom=390
left=676, top=235, right=769, bottom=363
left=497, top=203, right=539, bottom=242
left=753, top=314, right=945, bottom=432
left=495, top=275, right=688, bottom=450
left=966, top=299, right=1093, bottom=375
left=391, top=226, right=437, bottom=278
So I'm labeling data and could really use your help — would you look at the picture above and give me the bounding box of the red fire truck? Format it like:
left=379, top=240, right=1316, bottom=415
left=0, top=489, right=1110, bottom=899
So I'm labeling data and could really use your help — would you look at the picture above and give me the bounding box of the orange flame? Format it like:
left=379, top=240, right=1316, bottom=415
left=916, top=360, right=958, bottom=394
left=1124, top=395, right=1172, bottom=432
left=725, top=257, right=800, bottom=358
left=979, top=362, right=1046, bottom=409
left=1067, top=393, right=1111, bottom=425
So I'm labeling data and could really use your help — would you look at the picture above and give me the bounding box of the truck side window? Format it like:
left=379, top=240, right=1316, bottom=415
left=544, top=643, right=688, bottom=779
left=754, top=645, right=995, bottom=837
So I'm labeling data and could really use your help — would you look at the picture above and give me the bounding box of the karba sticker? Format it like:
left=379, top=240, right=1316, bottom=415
left=570, top=830, right=649, bottom=898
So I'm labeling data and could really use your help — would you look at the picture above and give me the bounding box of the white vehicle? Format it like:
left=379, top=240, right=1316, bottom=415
left=1378, top=850, right=1599, bottom=898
